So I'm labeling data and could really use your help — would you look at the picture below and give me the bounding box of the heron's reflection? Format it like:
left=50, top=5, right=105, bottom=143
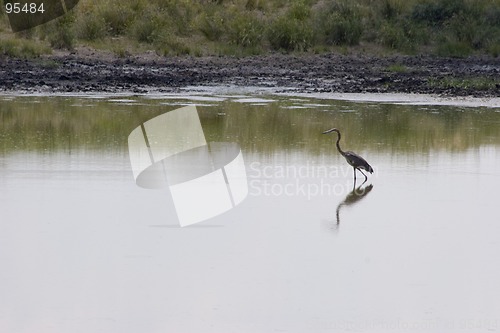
left=335, top=183, right=374, bottom=229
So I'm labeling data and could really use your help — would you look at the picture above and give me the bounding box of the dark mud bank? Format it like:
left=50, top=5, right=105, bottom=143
left=1, top=53, right=499, bottom=96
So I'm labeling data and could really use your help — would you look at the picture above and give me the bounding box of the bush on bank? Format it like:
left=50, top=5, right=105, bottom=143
left=0, top=0, right=499, bottom=57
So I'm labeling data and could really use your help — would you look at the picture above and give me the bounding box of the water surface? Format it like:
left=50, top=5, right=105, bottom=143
left=1, top=94, right=499, bottom=332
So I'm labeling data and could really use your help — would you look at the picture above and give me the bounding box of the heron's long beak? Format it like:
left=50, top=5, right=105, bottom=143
left=322, top=128, right=336, bottom=134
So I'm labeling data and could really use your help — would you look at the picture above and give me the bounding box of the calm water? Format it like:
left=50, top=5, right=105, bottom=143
left=1, top=93, right=499, bottom=333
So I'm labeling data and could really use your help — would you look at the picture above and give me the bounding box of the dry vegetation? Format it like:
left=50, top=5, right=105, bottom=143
left=1, top=0, right=500, bottom=58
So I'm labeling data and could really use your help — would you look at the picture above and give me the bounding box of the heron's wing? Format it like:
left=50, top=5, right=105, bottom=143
left=344, top=151, right=373, bottom=173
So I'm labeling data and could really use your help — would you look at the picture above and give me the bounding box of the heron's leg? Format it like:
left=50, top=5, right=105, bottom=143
left=353, top=166, right=356, bottom=182
left=357, top=174, right=368, bottom=187
left=358, top=168, right=368, bottom=182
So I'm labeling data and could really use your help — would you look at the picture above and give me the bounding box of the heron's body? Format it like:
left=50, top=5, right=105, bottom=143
left=323, top=128, right=373, bottom=182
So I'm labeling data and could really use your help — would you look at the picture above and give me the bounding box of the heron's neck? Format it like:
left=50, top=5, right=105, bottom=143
left=335, top=132, right=345, bottom=156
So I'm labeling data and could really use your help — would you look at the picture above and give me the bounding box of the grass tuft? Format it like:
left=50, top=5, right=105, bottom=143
left=429, top=77, right=500, bottom=90
left=386, top=63, right=408, bottom=73
left=0, top=38, right=52, bottom=58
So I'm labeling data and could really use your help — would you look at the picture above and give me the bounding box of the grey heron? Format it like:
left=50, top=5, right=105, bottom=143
left=322, top=128, right=373, bottom=183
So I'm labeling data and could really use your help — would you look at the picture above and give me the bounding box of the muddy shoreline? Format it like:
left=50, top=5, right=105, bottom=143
left=1, top=51, right=499, bottom=96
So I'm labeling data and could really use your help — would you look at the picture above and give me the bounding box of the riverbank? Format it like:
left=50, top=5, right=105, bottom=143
left=1, top=50, right=499, bottom=97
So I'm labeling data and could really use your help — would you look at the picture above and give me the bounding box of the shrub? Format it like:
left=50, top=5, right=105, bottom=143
left=0, top=38, right=51, bottom=58
left=0, top=40, right=22, bottom=57
left=228, top=12, right=264, bottom=48
left=435, top=38, right=472, bottom=58
left=40, top=12, right=76, bottom=49
left=321, top=13, right=363, bottom=46
left=155, top=34, right=192, bottom=56
left=268, top=16, right=313, bottom=51
left=101, top=5, right=134, bottom=36
left=411, top=0, right=465, bottom=26
left=452, top=16, right=491, bottom=49
left=488, top=42, right=500, bottom=58
left=379, top=0, right=405, bottom=20
left=379, top=22, right=406, bottom=50
left=77, top=13, right=107, bottom=41
left=268, top=1, right=313, bottom=51
left=288, top=0, right=310, bottom=20
left=156, top=0, right=196, bottom=36
left=313, top=1, right=363, bottom=46
left=484, top=4, right=500, bottom=26
left=196, top=11, right=226, bottom=42
left=130, top=9, right=164, bottom=43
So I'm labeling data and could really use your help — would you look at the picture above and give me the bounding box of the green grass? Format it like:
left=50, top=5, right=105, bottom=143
left=435, top=40, right=473, bottom=58
left=386, top=64, right=408, bottom=73
left=0, top=38, right=52, bottom=58
left=0, top=0, right=499, bottom=57
left=429, top=77, right=500, bottom=90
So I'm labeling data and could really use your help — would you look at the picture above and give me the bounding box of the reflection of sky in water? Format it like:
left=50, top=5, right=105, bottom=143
left=0, top=95, right=499, bottom=332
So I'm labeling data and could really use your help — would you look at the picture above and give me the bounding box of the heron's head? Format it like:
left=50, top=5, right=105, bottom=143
left=322, top=128, right=339, bottom=135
